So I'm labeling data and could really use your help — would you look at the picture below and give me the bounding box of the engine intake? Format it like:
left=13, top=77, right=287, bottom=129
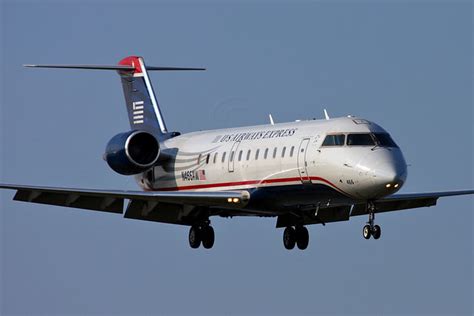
left=104, top=130, right=160, bottom=175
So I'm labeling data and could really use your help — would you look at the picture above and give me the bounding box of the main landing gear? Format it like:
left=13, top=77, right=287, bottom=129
left=363, top=202, right=381, bottom=240
left=283, top=226, right=309, bottom=250
left=189, top=223, right=215, bottom=249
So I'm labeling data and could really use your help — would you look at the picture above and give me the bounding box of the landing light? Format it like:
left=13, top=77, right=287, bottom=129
left=394, top=183, right=399, bottom=188
left=227, top=198, right=233, bottom=203
left=385, top=184, right=392, bottom=188
left=232, top=198, right=240, bottom=203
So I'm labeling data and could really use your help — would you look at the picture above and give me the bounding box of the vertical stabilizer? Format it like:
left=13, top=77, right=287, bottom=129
left=118, top=56, right=168, bottom=136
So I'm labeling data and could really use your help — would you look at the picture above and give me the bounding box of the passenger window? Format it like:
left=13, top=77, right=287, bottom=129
left=238, top=150, right=243, bottom=161
left=322, top=134, right=345, bottom=146
left=255, top=149, right=260, bottom=160
left=281, top=147, right=286, bottom=158
left=198, top=154, right=202, bottom=164
left=213, top=152, right=218, bottom=164
left=221, top=152, right=226, bottom=163
left=347, top=134, right=375, bottom=146
left=273, top=147, right=277, bottom=158
left=264, top=148, right=269, bottom=159
left=230, top=151, right=235, bottom=162
left=290, top=146, right=295, bottom=157
left=206, top=154, right=210, bottom=164
left=246, top=150, right=251, bottom=161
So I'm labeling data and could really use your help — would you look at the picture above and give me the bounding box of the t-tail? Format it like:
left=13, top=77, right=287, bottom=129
left=24, top=56, right=205, bottom=139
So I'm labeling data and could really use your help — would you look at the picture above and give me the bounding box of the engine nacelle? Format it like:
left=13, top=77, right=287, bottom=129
left=104, top=130, right=160, bottom=175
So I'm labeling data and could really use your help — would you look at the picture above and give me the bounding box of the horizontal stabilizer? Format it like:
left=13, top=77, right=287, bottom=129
left=24, top=64, right=205, bottom=71
left=24, top=64, right=135, bottom=70
left=147, top=66, right=205, bottom=71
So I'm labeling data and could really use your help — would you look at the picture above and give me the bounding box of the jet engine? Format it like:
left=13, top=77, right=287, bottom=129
left=104, top=130, right=160, bottom=175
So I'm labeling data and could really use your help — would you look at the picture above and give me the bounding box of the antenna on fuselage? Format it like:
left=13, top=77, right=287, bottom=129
left=323, top=109, right=330, bottom=120
left=269, top=114, right=275, bottom=125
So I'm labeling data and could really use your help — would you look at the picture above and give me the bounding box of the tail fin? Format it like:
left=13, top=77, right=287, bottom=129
left=118, top=56, right=168, bottom=136
left=25, top=56, right=205, bottom=138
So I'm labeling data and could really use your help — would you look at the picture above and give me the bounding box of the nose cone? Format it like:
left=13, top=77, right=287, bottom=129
left=357, top=149, right=407, bottom=198
left=373, top=160, right=407, bottom=189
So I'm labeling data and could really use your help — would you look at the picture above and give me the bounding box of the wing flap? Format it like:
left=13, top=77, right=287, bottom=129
left=351, top=197, right=437, bottom=216
left=124, top=200, right=197, bottom=225
left=13, top=189, right=124, bottom=213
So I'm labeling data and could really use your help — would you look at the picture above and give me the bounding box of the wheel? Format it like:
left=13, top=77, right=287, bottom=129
left=283, top=227, right=296, bottom=250
left=201, top=226, right=215, bottom=249
left=363, top=225, right=371, bottom=239
left=189, top=225, right=201, bottom=248
left=372, top=225, right=381, bottom=240
left=295, top=226, right=309, bottom=250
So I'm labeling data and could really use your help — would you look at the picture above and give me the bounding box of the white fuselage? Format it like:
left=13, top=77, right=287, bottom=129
left=138, top=117, right=407, bottom=204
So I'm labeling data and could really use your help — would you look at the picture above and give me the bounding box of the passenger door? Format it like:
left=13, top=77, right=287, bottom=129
left=228, top=141, right=241, bottom=173
left=297, top=138, right=311, bottom=184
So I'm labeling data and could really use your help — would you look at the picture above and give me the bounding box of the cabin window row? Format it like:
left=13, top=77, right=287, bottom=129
left=200, top=146, right=297, bottom=165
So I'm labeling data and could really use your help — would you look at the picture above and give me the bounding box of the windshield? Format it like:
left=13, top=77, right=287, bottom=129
left=322, top=134, right=345, bottom=146
left=373, top=133, right=398, bottom=148
left=347, top=134, right=375, bottom=146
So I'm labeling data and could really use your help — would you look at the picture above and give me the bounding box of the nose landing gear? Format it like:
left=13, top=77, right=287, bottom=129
left=363, top=202, right=381, bottom=240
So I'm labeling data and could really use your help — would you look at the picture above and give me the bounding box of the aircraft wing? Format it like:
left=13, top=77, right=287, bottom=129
left=350, top=190, right=474, bottom=216
left=2, top=184, right=472, bottom=226
left=276, top=190, right=473, bottom=227
left=0, top=184, right=250, bottom=224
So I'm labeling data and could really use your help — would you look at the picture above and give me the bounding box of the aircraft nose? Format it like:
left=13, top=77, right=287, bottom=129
left=356, top=149, right=408, bottom=198
left=372, top=161, right=407, bottom=190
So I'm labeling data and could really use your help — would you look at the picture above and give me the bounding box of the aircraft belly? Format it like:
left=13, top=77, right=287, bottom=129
left=246, top=183, right=353, bottom=213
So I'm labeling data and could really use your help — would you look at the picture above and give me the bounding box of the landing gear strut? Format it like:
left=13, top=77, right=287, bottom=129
left=188, top=222, right=215, bottom=249
left=363, top=202, right=381, bottom=240
left=283, top=226, right=309, bottom=250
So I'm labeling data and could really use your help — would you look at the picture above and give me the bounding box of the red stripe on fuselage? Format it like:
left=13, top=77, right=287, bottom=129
left=152, top=176, right=349, bottom=196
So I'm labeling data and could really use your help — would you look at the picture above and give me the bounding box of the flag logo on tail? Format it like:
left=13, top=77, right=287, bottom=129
left=132, top=101, right=144, bottom=124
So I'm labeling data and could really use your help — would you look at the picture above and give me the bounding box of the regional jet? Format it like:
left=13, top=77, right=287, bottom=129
left=1, top=56, right=472, bottom=250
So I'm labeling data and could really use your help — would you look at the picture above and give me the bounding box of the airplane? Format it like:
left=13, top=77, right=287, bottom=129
left=1, top=55, right=472, bottom=250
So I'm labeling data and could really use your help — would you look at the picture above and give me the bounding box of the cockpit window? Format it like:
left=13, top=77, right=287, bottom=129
left=322, top=134, right=345, bottom=146
left=373, top=133, right=398, bottom=148
left=347, top=134, right=375, bottom=146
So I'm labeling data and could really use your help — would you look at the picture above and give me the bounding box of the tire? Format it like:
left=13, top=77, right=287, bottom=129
left=283, top=227, right=296, bottom=250
left=189, top=225, right=201, bottom=249
left=372, top=225, right=381, bottom=240
left=202, top=226, right=215, bottom=249
left=296, top=226, right=309, bottom=250
left=363, top=225, right=371, bottom=239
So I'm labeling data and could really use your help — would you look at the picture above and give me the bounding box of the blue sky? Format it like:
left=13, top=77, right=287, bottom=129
left=1, top=1, right=472, bottom=315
